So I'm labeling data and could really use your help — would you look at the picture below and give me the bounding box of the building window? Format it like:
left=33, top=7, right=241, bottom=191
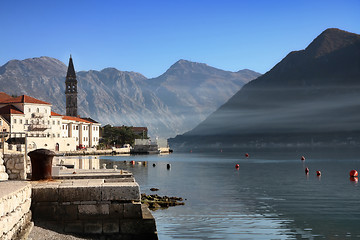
left=76, top=137, right=78, bottom=141
left=57, top=134, right=60, bottom=137
left=28, top=108, right=31, bottom=113
left=53, top=120, right=55, bottom=125
left=37, top=108, right=39, bottom=113
left=48, top=120, right=50, bottom=125
left=62, top=125, right=64, bottom=130
left=45, top=109, right=47, bottom=113
left=58, top=121, right=60, bottom=125
left=20, top=119, right=22, bottom=124
left=76, top=126, right=78, bottom=130
left=14, top=119, right=17, bottom=124
left=26, top=120, right=28, bottom=124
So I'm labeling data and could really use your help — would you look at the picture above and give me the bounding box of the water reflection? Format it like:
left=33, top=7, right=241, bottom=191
left=54, top=156, right=100, bottom=170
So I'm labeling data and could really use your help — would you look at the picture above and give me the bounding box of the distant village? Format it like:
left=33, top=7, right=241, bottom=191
left=0, top=56, right=168, bottom=154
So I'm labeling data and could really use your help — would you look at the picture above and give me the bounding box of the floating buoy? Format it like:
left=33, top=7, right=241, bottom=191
left=316, top=170, right=321, bottom=176
left=301, top=156, right=305, bottom=161
left=235, top=164, right=240, bottom=169
left=245, top=153, right=249, bottom=158
left=305, top=167, right=309, bottom=174
left=130, top=160, right=135, bottom=165
left=167, top=163, right=171, bottom=169
left=190, top=149, right=192, bottom=153
left=350, top=170, right=358, bottom=177
left=220, top=149, right=223, bottom=152
left=153, top=163, right=156, bottom=167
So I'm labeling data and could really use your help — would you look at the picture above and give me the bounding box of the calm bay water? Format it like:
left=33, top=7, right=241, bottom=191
left=99, top=151, right=360, bottom=240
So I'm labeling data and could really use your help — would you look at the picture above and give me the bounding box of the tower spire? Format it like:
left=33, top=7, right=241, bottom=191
left=66, top=55, right=76, bottom=79
left=65, top=55, right=78, bottom=116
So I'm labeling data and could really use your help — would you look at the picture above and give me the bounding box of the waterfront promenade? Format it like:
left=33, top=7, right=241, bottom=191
left=0, top=153, right=158, bottom=240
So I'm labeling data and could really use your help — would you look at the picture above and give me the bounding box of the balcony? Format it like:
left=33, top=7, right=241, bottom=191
left=32, top=113, right=44, bottom=118
left=28, top=124, right=50, bottom=131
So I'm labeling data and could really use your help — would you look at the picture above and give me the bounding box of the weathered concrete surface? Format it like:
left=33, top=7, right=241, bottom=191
left=0, top=181, right=33, bottom=240
left=52, top=168, right=133, bottom=180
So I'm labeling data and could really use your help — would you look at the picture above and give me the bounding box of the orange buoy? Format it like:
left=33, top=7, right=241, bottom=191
left=316, top=170, right=321, bottom=176
left=305, top=167, right=309, bottom=174
left=235, top=164, right=240, bottom=169
left=245, top=153, right=249, bottom=158
left=301, top=156, right=305, bottom=161
left=349, top=170, right=358, bottom=177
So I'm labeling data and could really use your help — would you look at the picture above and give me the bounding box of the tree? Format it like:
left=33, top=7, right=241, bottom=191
left=100, top=125, right=136, bottom=148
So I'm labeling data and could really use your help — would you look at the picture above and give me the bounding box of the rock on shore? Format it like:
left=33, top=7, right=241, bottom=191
left=141, top=193, right=185, bottom=210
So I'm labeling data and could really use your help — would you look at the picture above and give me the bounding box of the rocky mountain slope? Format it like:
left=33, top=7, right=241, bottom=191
left=0, top=57, right=260, bottom=138
left=170, top=28, right=360, bottom=149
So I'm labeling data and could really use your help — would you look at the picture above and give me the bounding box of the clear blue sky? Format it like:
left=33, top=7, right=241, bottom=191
left=1, top=0, right=359, bottom=78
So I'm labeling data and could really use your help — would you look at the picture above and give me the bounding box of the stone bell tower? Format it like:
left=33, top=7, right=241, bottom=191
left=65, top=55, right=78, bottom=116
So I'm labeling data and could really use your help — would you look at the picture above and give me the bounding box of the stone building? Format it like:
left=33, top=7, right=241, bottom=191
left=65, top=55, right=78, bottom=117
left=0, top=56, right=101, bottom=152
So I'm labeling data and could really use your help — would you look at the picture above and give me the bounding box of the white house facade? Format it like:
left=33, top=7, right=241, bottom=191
left=0, top=93, right=100, bottom=152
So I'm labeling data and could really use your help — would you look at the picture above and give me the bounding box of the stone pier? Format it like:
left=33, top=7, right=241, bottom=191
left=30, top=170, right=158, bottom=239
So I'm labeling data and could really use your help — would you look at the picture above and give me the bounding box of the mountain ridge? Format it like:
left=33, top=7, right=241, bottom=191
left=170, top=28, right=360, bottom=149
left=0, top=56, right=260, bottom=138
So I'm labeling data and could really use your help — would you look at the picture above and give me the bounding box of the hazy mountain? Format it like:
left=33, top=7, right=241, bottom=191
left=170, top=28, right=360, bottom=149
left=147, top=60, right=260, bottom=133
left=0, top=57, right=260, bottom=138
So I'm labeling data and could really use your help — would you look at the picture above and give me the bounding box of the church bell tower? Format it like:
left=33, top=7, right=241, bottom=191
left=65, top=55, right=78, bottom=116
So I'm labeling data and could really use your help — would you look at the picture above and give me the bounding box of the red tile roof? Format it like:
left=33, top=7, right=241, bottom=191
left=0, top=105, right=24, bottom=115
left=0, top=92, right=13, bottom=102
left=131, top=127, right=148, bottom=132
left=0, top=95, right=51, bottom=105
left=62, top=115, right=93, bottom=124
left=51, top=111, right=63, bottom=116
left=52, top=112, right=96, bottom=124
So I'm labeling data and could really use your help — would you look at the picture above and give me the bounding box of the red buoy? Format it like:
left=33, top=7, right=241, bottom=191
left=235, top=164, right=240, bottom=169
left=305, top=167, right=309, bottom=174
left=349, top=170, right=358, bottom=177
left=301, top=156, right=305, bottom=161
left=245, top=153, right=249, bottom=158
left=130, top=160, right=135, bottom=165
left=316, top=171, right=321, bottom=176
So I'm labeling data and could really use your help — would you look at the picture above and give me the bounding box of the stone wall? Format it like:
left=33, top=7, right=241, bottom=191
left=0, top=181, right=33, bottom=240
left=31, top=178, right=158, bottom=239
left=3, top=154, right=27, bottom=180
left=0, top=153, right=9, bottom=181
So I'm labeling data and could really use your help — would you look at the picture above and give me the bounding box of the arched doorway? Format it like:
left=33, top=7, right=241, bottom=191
left=55, top=143, right=59, bottom=151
